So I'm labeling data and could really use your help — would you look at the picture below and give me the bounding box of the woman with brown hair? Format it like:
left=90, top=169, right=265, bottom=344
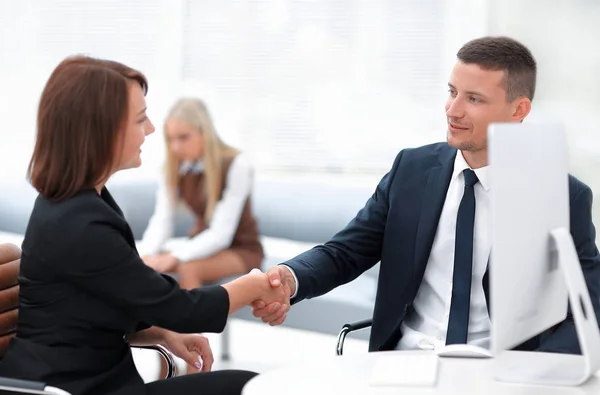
left=0, top=56, right=288, bottom=395
left=138, top=99, right=264, bottom=295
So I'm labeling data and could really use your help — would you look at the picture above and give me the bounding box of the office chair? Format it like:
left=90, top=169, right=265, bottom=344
left=0, top=243, right=177, bottom=395
left=336, top=318, right=372, bottom=356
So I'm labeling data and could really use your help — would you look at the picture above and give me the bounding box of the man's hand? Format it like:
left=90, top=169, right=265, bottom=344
left=142, top=253, right=179, bottom=273
left=164, top=332, right=214, bottom=372
left=251, top=266, right=296, bottom=326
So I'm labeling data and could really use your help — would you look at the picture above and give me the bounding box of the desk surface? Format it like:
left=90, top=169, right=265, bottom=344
left=243, top=350, right=600, bottom=395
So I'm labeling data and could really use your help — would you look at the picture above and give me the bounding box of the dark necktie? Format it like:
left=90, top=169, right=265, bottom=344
left=446, top=169, right=479, bottom=345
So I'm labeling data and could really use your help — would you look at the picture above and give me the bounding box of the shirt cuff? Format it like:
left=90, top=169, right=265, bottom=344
left=281, top=264, right=299, bottom=299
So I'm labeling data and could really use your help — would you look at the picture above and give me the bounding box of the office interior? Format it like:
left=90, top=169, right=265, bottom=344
left=1, top=0, right=599, bottom=385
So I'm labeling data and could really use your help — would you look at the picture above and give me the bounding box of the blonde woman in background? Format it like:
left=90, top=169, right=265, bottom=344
left=139, top=97, right=265, bottom=304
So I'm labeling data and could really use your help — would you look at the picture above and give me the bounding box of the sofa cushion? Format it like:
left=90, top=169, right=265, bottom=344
left=260, top=236, right=318, bottom=269
left=0, top=232, right=24, bottom=247
left=107, top=176, right=378, bottom=245
left=252, top=177, right=375, bottom=243
left=261, top=236, right=377, bottom=308
left=0, top=181, right=38, bottom=235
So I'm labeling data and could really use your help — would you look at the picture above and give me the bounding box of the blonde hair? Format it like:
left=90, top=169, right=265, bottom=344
left=163, top=98, right=238, bottom=223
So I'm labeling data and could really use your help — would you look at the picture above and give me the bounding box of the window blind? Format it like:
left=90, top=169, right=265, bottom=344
left=181, top=0, right=448, bottom=175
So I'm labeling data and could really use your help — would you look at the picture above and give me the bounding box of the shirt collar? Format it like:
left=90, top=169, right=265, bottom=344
left=179, top=160, right=205, bottom=175
left=452, top=150, right=491, bottom=191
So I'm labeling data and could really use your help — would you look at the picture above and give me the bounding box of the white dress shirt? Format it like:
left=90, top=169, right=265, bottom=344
left=397, top=151, right=492, bottom=350
left=137, top=153, right=254, bottom=263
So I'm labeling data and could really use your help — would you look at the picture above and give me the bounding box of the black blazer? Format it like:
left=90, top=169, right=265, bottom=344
left=0, top=187, right=230, bottom=395
left=285, top=142, right=600, bottom=353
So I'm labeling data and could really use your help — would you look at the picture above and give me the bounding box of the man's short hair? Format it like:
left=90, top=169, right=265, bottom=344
left=457, top=36, right=537, bottom=101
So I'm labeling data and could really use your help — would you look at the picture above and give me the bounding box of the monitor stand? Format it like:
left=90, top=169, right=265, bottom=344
left=493, top=228, right=600, bottom=386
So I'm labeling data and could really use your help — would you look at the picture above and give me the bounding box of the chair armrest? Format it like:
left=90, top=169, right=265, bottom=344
left=0, top=345, right=176, bottom=394
left=336, top=318, right=373, bottom=356
left=0, top=377, right=71, bottom=395
left=132, top=344, right=177, bottom=379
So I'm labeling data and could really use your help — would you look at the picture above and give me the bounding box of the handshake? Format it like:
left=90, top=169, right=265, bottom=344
left=245, top=266, right=297, bottom=326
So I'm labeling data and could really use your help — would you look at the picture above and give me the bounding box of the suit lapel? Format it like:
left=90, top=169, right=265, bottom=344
left=413, top=151, right=456, bottom=275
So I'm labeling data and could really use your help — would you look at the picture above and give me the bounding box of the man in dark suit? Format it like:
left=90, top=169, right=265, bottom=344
left=251, top=36, right=600, bottom=354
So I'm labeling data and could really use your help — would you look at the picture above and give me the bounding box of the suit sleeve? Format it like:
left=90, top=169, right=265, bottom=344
left=42, top=218, right=230, bottom=334
left=283, top=151, right=404, bottom=303
left=537, top=183, right=600, bottom=354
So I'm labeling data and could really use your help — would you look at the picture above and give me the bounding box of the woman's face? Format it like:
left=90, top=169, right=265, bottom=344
left=165, top=118, right=205, bottom=162
left=117, top=82, right=155, bottom=171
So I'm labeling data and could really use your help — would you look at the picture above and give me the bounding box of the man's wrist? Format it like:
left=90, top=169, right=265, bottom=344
left=280, top=265, right=298, bottom=298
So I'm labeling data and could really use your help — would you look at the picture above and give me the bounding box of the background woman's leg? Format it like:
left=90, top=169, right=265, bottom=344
left=176, top=249, right=247, bottom=290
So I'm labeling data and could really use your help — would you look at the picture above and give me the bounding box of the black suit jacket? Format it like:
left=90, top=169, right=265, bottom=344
left=285, top=142, right=600, bottom=353
left=0, top=187, right=230, bottom=395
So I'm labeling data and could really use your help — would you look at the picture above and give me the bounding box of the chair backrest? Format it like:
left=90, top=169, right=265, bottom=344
left=0, top=243, right=20, bottom=359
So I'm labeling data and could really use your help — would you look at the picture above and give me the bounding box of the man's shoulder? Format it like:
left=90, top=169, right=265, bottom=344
left=393, top=141, right=456, bottom=169
left=400, top=141, right=454, bottom=157
left=568, top=174, right=593, bottom=200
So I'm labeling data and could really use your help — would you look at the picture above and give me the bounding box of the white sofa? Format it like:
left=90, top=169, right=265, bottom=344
left=0, top=176, right=379, bottom=350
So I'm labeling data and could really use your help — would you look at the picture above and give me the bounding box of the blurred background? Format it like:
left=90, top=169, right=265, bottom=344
left=2, top=1, right=599, bottom=187
left=1, top=0, right=599, bottom=380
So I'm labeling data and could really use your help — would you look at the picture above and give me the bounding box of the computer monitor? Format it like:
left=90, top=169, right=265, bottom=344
left=489, top=121, right=569, bottom=352
left=488, top=121, right=600, bottom=386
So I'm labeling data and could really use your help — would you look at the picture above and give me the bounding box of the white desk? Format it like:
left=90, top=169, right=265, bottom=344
left=243, top=350, right=600, bottom=395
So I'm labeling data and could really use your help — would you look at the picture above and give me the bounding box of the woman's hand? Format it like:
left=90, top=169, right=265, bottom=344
left=221, top=268, right=291, bottom=315
left=247, top=269, right=290, bottom=315
left=164, top=332, right=214, bottom=372
left=142, top=253, right=180, bottom=273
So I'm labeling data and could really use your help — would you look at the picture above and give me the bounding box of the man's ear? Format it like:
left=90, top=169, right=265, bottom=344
left=512, top=97, right=531, bottom=122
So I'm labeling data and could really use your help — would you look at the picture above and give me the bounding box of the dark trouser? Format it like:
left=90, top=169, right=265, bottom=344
left=145, top=370, right=257, bottom=395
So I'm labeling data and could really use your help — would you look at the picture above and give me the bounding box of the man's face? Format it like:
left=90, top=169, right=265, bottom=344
left=445, top=60, right=529, bottom=154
